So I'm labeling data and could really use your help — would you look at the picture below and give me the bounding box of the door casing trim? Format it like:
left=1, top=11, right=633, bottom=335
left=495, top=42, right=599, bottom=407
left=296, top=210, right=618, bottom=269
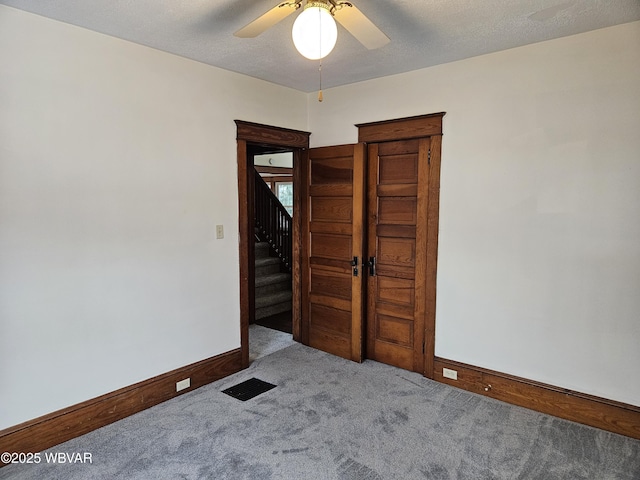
left=235, top=120, right=310, bottom=368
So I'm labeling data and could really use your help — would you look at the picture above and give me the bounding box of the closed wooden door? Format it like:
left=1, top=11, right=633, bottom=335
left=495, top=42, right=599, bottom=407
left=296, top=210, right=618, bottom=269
left=302, top=144, right=366, bottom=362
left=365, top=138, right=431, bottom=373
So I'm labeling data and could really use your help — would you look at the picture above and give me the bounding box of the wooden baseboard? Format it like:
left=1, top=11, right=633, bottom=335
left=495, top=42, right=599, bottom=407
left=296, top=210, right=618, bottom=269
left=434, top=357, right=640, bottom=439
left=0, top=348, right=243, bottom=462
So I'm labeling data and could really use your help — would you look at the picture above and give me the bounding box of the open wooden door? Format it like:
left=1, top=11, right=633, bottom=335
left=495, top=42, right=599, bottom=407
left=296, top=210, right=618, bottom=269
left=301, top=144, right=366, bottom=362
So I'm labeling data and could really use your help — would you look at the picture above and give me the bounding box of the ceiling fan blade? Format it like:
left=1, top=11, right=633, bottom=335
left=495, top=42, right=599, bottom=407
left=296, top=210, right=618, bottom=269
left=234, top=2, right=299, bottom=38
left=333, top=3, right=390, bottom=50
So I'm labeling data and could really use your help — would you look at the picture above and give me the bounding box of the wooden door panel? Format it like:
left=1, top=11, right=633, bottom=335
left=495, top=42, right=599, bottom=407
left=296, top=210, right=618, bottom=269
left=376, top=224, right=416, bottom=239
left=310, top=197, right=353, bottom=222
left=377, top=198, right=418, bottom=224
left=310, top=304, right=351, bottom=334
left=308, top=328, right=352, bottom=359
left=303, top=144, right=365, bottom=362
left=379, top=156, right=418, bottom=184
left=378, top=238, right=416, bottom=267
left=310, top=233, right=351, bottom=260
left=310, top=221, right=352, bottom=235
left=309, top=184, right=353, bottom=196
left=374, top=265, right=415, bottom=281
left=310, top=257, right=351, bottom=271
left=310, top=269, right=352, bottom=300
left=376, top=276, right=415, bottom=308
left=377, top=138, right=420, bottom=156
left=311, top=157, right=354, bottom=184
left=367, top=138, right=430, bottom=373
left=370, top=335, right=414, bottom=371
left=376, top=314, right=413, bottom=346
left=377, top=184, right=418, bottom=197
left=309, top=293, right=352, bottom=312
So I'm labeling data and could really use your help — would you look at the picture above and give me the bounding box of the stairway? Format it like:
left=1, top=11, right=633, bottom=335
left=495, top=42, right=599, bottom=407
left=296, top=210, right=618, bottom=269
left=254, top=240, right=292, bottom=320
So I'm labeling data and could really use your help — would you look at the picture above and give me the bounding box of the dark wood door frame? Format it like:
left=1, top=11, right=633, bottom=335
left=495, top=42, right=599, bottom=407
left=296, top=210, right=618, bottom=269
left=235, top=121, right=310, bottom=368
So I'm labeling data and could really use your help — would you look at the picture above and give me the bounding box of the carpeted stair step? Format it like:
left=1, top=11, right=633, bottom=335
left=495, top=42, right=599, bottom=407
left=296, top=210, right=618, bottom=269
left=255, top=241, right=270, bottom=259
left=255, top=290, right=291, bottom=309
left=255, top=301, right=292, bottom=320
left=255, top=290, right=292, bottom=320
left=255, top=272, right=291, bottom=296
left=255, top=256, right=281, bottom=276
left=254, top=239, right=291, bottom=321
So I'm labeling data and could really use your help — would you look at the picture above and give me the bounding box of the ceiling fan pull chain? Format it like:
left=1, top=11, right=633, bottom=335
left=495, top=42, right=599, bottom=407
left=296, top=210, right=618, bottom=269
left=318, top=61, right=323, bottom=102
left=318, top=11, right=323, bottom=103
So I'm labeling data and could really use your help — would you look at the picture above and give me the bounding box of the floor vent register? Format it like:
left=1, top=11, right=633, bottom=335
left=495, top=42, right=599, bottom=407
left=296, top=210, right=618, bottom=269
left=222, top=377, right=277, bottom=401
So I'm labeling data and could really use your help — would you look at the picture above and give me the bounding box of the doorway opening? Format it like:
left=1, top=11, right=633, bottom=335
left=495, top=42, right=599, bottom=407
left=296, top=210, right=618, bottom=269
left=252, top=146, right=294, bottom=335
left=235, top=120, right=310, bottom=368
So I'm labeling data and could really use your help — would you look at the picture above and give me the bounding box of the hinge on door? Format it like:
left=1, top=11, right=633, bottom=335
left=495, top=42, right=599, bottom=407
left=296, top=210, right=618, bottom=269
left=428, top=149, right=431, bottom=165
left=422, top=341, right=425, bottom=354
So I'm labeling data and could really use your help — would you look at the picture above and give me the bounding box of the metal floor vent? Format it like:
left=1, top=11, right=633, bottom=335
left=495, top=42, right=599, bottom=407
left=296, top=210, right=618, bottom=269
left=222, top=377, right=277, bottom=401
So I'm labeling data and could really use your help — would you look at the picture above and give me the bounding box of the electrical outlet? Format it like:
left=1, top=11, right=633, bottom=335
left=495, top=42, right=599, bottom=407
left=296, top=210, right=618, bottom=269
left=442, top=368, right=458, bottom=380
left=215, top=224, right=224, bottom=239
left=176, top=378, right=191, bottom=392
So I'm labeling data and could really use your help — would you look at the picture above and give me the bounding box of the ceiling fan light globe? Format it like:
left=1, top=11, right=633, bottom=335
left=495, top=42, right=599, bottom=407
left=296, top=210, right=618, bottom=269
left=292, top=5, right=337, bottom=60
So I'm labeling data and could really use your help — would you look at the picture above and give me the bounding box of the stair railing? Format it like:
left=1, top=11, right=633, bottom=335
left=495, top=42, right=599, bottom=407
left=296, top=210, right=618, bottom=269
left=254, top=170, right=292, bottom=271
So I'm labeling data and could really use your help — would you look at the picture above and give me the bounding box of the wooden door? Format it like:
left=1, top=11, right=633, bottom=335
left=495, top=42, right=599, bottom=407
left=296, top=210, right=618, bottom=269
left=302, top=144, right=366, bottom=362
left=365, top=138, right=431, bottom=373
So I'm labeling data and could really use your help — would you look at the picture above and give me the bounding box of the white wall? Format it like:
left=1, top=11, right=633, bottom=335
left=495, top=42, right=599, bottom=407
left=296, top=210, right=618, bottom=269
left=308, top=22, right=640, bottom=406
left=0, top=6, right=307, bottom=429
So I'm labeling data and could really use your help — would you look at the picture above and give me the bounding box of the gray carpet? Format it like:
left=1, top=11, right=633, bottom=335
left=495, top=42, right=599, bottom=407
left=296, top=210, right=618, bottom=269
left=249, top=324, right=295, bottom=363
left=2, top=328, right=639, bottom=479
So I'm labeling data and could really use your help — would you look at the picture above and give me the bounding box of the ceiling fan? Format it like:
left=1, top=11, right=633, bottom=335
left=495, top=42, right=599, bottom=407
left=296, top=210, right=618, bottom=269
left=234, top=0, right=390, bottom=59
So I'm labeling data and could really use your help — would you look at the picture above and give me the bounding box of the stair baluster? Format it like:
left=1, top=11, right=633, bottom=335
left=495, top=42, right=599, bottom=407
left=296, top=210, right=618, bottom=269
left=254, top=170, right=292, bottom=271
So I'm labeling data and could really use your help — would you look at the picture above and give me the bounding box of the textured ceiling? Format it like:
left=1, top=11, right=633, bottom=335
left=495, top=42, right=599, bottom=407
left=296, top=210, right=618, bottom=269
left=2, top=0, right=639, bottom=92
